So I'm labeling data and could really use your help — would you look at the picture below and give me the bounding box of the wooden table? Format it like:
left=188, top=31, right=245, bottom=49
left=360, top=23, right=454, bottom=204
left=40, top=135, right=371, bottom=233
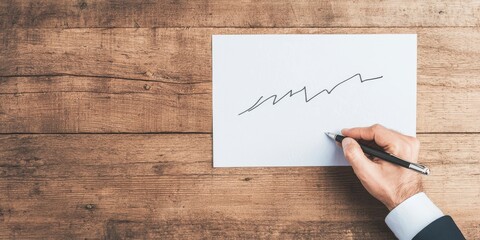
left=1, top=1, right=479, bottom=239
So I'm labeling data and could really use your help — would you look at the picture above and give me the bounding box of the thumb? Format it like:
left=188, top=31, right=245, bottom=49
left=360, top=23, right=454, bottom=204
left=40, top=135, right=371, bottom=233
left=342, top=137, right=376, bottom=176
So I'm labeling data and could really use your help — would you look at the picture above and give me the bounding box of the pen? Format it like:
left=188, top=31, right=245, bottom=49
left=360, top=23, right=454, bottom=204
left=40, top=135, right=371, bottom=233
left=325, top=132, right=430, bottom=175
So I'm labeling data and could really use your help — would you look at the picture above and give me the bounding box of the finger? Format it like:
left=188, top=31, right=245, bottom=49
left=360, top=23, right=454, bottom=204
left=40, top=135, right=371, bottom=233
left=341, top=138, right=377, bottom=178
left=342, top=124, right=399, bottom=148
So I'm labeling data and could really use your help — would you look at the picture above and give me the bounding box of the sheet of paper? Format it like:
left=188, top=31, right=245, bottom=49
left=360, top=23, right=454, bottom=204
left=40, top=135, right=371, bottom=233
left=212, top=34, right=416, bottom=167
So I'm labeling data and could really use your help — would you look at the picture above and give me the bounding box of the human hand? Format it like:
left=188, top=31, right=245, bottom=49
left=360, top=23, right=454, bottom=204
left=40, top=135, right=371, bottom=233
left=340, top=124, right=422, bottom=210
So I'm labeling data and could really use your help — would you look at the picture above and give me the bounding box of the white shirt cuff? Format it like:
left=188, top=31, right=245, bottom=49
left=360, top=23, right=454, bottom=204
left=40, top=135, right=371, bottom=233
left=385, top=192, right=444, bottom=240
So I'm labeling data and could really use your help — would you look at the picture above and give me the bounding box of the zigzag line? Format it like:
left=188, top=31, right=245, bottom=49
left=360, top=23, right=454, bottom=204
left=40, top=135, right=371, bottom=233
left=238, top=73, right=383, bottom=116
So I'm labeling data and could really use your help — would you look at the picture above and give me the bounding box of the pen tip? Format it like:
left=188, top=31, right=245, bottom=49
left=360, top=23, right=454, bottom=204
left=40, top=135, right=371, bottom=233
left=324, top=132, right=336, bottom=140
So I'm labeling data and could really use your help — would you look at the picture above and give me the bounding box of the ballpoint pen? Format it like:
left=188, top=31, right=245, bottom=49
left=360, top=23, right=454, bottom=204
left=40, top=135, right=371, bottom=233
left=325, top=132, right=430, bottom=175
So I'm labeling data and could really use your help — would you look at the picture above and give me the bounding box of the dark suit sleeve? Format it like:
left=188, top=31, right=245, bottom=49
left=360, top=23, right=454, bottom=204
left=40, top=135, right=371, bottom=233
left=412, top=215, right=465, bottom=240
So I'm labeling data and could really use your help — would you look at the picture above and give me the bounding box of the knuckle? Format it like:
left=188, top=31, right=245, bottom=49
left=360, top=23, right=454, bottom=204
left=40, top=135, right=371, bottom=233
left=411, top=138, right=420, bottom=151
left=371, top=124, right=383, bottom=132
left=412, top=138, right=420, bottom=147
left=389, top=144, right=400, bottom=155
left=406, top=136, right=420, bottom=148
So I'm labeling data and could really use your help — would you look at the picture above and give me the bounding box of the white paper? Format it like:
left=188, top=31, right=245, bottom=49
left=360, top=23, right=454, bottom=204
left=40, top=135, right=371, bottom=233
left=212, top=34, right=416, bottom=167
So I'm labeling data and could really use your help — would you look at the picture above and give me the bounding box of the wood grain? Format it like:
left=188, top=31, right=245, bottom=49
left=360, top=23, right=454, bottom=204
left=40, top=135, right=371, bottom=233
left=2, top=28, right=480, bottom=83
left=1, top=0, right=479, bottom=28
left=0, top=76, right=211, bottom=133
left=1, top=2, right=479, bottom=239
left=0, top=134, right=479, bottom=239
left=1, top=28, right=479, bottom=133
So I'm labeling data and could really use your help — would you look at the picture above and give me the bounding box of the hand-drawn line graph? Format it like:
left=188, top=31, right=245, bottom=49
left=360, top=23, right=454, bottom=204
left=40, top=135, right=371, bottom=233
left=238, top=73, right=383, bottom=116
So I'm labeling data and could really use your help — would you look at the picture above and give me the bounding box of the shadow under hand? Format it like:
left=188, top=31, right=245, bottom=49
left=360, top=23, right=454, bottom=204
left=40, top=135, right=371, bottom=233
left=317, top=166, right=394, bottom=239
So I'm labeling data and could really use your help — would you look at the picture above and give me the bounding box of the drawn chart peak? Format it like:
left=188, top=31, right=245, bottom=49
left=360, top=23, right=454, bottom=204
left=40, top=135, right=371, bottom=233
left=238, top=73, right=383, bottom=116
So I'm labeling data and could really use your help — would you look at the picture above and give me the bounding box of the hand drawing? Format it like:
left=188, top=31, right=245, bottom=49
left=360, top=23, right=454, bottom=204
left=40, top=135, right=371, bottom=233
left=238, top=73, right=383, bottom=115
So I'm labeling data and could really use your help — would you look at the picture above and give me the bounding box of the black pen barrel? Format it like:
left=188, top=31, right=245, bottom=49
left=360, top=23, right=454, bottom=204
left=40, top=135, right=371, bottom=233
left=359, top=145, right=411, bottom=168
left=335, top=134, right=411, bottom=168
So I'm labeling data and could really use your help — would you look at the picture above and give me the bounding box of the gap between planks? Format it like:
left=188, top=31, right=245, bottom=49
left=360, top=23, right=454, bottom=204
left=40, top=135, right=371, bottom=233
left=0, top=132, right=477, bottom=135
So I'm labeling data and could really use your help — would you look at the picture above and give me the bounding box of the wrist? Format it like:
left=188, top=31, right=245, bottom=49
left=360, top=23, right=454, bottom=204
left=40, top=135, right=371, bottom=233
left=385, top=186, right=422, bottom=211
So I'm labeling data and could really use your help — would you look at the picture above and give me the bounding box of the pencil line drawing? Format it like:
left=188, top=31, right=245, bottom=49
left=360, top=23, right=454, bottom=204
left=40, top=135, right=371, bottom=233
left=238, top=73, right=383, bottom=116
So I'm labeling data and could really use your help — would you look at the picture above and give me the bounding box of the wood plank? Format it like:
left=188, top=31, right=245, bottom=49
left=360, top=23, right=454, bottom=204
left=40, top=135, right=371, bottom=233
left=0, top=75, right=478, bottom=133
left=0, top=134, right=479, bottom=238
left=1, top=28, right=479, bottom=133
left=0, top=76, right=211, bottom=133
left=2, top=28, right=480, bottom=83
left=1, top=1, right=479, bottom=28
